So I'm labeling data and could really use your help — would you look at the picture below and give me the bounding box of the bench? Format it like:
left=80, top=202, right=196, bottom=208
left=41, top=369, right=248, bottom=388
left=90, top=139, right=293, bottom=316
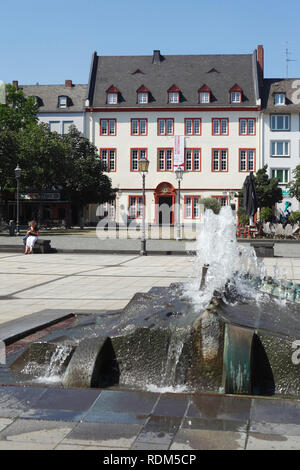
left=23, top=238, right=53, bottom=254
left=250, top=242, right=274, bottom=258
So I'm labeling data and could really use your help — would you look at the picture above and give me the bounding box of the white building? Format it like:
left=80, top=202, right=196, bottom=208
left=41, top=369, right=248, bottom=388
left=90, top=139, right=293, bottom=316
left=85, top=48, right=263, bottom=227
left=16, top=80, right=87, bottom=134
left=261, top=78, right=300, bottom=215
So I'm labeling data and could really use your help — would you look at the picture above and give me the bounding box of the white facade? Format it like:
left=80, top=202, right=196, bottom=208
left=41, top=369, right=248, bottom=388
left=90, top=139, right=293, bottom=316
left=86, top=109, right=260, bottom=226
left=38, top=112, right=85, bottom=135
left=262, top=111, right=300, bottom=214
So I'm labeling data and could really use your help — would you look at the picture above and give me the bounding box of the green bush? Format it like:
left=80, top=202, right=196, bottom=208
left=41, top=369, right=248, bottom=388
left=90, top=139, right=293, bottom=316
left=237, top=207, right=249, bottom=225
left=259, top=207, right=273, bottom=222
left=199, top=198, right=221, bottom=214
left=288, top=211, right=300, bottom=224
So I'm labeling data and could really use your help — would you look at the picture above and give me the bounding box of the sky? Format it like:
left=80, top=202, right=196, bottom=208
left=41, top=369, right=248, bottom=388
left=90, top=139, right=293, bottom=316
left=1, top=0, right=300, bottom=85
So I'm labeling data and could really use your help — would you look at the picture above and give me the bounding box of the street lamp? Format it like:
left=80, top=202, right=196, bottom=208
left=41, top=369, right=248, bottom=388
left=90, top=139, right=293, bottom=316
left=14, top=164, right=22, bottom=236
left=175, top=166, right=184, bottom=241
left=138, top=155, right=149, bottom=255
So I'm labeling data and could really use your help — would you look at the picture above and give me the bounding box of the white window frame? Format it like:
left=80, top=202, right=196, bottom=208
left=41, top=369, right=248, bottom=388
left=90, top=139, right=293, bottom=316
left=62, top=121, right=74, bottom=134
left=274, top=93, right=286, bottom=106
left=199, top=92, right=210, bottom=103
left=231, top=92, right=241, bottom=103
left=107, top=93, right=118, bottom=104
left=169, top=92, right=179, bottom=103
left=158, top=148, right=173, bottom=171
left=270, top=114, right=290, bottom=131
left=138, top=92, right=148, bottom=104
left=271, top=141, right=290, bottom=157
left=271, top=168, right=289, bottom=184
left=49, top=121, right=60, bottom=133
left=100, top=149, right=116, bottom=171
left=58, top=96, right=67, bottom=108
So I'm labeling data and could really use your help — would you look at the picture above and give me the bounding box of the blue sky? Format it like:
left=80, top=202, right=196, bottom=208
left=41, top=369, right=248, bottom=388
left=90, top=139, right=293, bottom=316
left=1, top=0, right=300, bottom=85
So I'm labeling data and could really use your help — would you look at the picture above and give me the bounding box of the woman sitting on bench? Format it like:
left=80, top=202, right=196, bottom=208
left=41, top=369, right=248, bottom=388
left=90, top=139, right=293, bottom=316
left=24, top=220, right=40, bottom=254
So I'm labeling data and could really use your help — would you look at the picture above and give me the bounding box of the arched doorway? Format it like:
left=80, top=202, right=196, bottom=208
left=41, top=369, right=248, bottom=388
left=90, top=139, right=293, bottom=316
left=154, top=182, right=176, bottom=226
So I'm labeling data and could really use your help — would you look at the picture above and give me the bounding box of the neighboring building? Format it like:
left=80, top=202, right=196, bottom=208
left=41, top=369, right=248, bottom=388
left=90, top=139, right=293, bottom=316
left=10, top=80, right=87, bottom=224
left=16, top=80, right=87, bottom=134
left=85, top=48, right=263, bottom=226
left=261, top=78, right=300, bottom=215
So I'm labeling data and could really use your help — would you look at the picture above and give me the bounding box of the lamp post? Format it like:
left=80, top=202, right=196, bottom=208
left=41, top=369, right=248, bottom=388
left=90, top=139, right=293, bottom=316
left=14, top=164, right=22, bottom=236
left=175, top=166, right=184, bottom=241
left=138, top=155, right=149, bottom=255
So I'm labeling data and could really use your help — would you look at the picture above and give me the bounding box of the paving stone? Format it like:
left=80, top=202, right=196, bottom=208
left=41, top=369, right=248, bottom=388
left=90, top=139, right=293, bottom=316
left=251, top=398, right=300, bottom=425
left=170, top=428, right=247, bottom=450
left=250, top=421, right=300, bottom=436
left=131, top=442, right=170, bottom=450
left=0, top=386, right=47, bottom=418
left=135, top=416, right=182, bottom=445
left=182, top=417, right=248, bottom=433
left=83, top=390, right=159, bottom=415
left=26, top=387, right=101, bottom=412
left=62, top=421, right=141, bottom=448
left=20, top=408, right=87, bottom=422
left=152, top=393, right=190, bottom=417
left=55, top=444, right=127, bottom=450
left=0, top=418, right=76, bottom=445
left=0, top=441, right=55, bottom=450
left=0, top=418, right=14, bottom=432
left=186, top=394, right=251, bottom=422
left=246, top=432, right=300, bottom=450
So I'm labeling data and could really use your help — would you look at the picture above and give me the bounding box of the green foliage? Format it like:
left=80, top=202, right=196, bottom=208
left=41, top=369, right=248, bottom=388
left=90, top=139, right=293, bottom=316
left=17, top=122, right=67, bottom=191
left=199, top=197, right=221, bottom=214
left=288, top=211, right=300, bottom=224
left=0, top=84, right=38, bottom=191
left=237, top=207, right=249, bottom=225
left=0, top=88, right=115, bottom=222
left=255, top=165, right=282, bottom=208
left=238, top=165, right=282, bottom=211
left=61, top=126, right=116, bottom=206
left=287, top=166, right=300, bottom=201
left=259, top=207, right=273, bottom=222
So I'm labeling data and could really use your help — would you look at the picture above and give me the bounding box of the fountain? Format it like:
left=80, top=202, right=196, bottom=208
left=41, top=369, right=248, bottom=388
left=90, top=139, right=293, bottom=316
left=8, top=207, right=300, bottom=397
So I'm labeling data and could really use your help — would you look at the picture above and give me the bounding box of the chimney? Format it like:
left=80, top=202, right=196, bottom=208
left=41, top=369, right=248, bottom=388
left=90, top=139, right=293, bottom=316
left=12, top=80, right=18, bottom=88
left=65, top=80, right=73, bottom=87
left=152, top=50, right=161, bottom=64
left=257, top=45, right=264, bottom=84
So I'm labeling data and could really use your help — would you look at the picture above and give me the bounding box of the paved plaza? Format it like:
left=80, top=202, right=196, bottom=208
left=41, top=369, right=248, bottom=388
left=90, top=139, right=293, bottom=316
left=0, top=251, right=299, bottom=450
left=0, top=251, right=300, bottom=325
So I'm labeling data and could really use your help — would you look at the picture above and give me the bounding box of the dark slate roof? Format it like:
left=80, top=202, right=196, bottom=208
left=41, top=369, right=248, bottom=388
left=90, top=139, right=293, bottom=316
left=89, top=52, right=258, bottom=108
left=20, top=84, right=88, bottom=113
left=262, top=78, right=300, bottom=112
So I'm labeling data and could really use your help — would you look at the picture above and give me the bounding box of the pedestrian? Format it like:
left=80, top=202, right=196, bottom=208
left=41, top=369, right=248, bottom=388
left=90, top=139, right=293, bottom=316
left=24, top=220, right=40, bottom=254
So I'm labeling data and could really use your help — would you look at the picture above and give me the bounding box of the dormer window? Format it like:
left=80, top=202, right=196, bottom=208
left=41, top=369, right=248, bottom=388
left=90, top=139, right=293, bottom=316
left=229, top=84, right=243, bottom=103
left=137, top=85, right=149, bottom=104
left=198, top=85, right=211, bottom=104
left=231, top=92, right=241, bottom=103
left=106, top=85, right=119, bottom=104
left=58, top=95, right=68, bottom=108
left=274, top=93, right=286, bottom=105
left=168, top=85, right=180, bottom=104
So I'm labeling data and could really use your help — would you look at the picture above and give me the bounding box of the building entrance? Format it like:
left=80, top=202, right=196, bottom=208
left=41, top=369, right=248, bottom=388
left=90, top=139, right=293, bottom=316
left=154, top=182, right=176, bottom=226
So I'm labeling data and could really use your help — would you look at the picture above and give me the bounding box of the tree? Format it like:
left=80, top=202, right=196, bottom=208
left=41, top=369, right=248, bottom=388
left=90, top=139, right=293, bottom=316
left=199, top=197, right=221, bottom=214
left=238, top=165, right=282, bottom=211
left=61, top=126, right=116, bottom=226
left=0, top=84, right=38, bottom=218
left=255, top=165, right=282, bottom=209
left=287, top=166, right=300, bottom=201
